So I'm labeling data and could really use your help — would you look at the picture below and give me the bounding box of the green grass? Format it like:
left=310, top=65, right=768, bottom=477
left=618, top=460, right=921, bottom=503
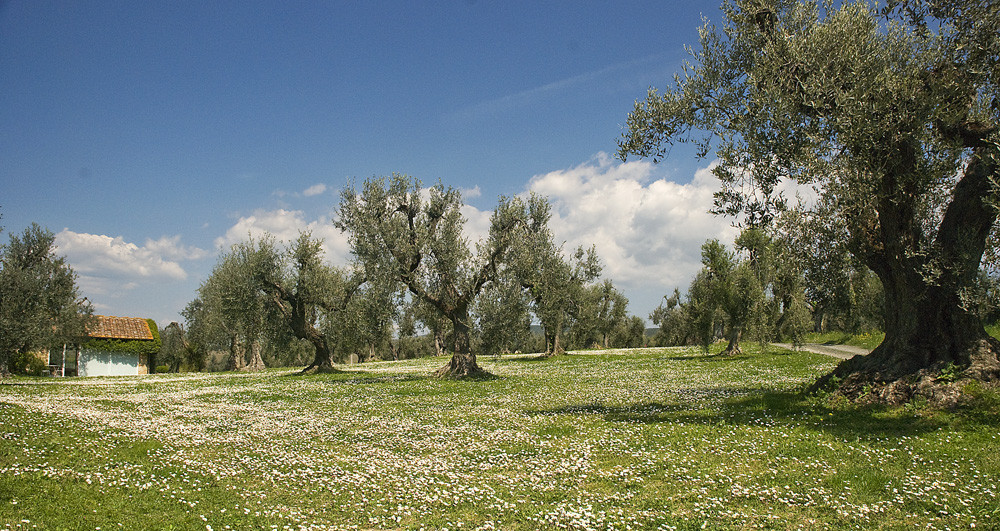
left=807, top=323, right=1000, bottom=350
left=1, top=347, right=998, bottom=530
left=985, top=322, right=1000, bottom=342
left=805, top=330, right=885, bottom=350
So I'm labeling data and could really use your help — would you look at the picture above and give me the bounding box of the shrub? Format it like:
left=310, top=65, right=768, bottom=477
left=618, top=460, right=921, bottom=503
left=10, top=351, right=48, bottom=376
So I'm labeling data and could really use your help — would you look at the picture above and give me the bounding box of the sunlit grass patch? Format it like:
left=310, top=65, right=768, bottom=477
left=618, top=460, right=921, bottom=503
left=1, top=347, right=997, bottom=529
left=805, top=330, right=885, bottom=350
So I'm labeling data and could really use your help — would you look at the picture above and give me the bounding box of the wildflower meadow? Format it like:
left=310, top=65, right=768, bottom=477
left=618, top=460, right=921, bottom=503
left=2, top=347, right=997, bottom=530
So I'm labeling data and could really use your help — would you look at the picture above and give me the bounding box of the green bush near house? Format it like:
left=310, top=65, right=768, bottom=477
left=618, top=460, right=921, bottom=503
left=7, top=351, right=47, bottom=376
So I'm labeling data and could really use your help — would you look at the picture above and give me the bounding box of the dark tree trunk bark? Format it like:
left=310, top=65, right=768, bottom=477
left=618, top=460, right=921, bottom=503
left=433, top=330, right=444, bottom=356
left=435, top=307, right=488, bottom=378
left=543, top=328, right=563, bottom=356
left=819, top=150, right=1000, bottom=404
left=825, top=269, right=1000, bottom=404
left=300, top=327, right=336, bottom=373
left=542, top=316, right=564, bottom=357
left=721, top=326, right=742, bottom=356
left=263, top=281, right=340, bottom=374
left=285, top=297, right=337, bottom=373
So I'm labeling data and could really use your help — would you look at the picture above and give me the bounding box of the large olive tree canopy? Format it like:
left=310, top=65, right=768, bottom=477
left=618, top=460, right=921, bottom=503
left=619, top=0, right=1000, bottom=403
left=336, top=174, right=547, bottom=378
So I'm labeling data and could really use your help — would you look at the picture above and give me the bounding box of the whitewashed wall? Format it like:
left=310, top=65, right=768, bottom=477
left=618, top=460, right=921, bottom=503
left=78, top=350, right=139, bottom=377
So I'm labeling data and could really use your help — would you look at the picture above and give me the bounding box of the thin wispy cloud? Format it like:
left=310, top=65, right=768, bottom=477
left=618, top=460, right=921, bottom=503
left=273, top=183, right=330, bottom=199
left=448, top=54, right=669, bottom=122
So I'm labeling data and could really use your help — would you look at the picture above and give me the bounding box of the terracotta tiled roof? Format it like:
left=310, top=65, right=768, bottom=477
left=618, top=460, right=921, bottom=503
left=87, top=315, right=154, bottom=340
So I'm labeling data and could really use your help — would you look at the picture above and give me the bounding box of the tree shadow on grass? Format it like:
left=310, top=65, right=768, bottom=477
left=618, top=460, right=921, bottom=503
left=494, top=353, right=563, bottom=363
left=338, top=373, right=438, bottom=385
left=662, top=353, right=708, bottom=361
left=279, top=368, right=435, bottom=384
left=297, top=370, right=504, bottom=386
left=526, top=389, right=947, bottom=440
left=660, top=353, right=756, bottom=364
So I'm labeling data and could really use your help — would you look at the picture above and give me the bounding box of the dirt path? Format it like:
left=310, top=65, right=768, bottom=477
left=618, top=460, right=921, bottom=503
left=772, top=343, right=871, bottom=360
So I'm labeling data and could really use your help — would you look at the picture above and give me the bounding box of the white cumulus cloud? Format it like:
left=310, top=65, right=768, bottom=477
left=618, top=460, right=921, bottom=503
left=303, top=183, right=327, bottom=197
left=53, top=230, right=208, bottom=309
left=213, top=155, right=739, bottom=323
left=55, top=230, right=205, bottom=281
left=460, top=185, right=482, bottom=200
left=143, top=234, right=210, bottom=262
left=214, top=209, right=352, bottom=265
left=525, top=153, right=739, bottom=317
left=215, top=204, right=509, bottom=271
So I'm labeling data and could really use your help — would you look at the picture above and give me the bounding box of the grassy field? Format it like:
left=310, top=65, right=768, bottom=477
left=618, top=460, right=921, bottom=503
left=2, top=347, right=998, bottom=530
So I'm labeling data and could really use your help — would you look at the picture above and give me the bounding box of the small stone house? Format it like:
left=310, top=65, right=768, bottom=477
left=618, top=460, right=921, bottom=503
left=74, top=315, right=160, bottom=377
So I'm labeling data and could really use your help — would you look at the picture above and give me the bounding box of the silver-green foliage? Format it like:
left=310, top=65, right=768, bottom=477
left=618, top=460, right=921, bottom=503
left=337, top=174, right=546, bottom=375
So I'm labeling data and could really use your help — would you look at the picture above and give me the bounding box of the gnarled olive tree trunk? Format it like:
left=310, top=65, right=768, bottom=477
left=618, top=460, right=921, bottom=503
left=821, top=150, right=1000, bottom=403
left=225, top=335, right=247, bottom=372
left=245, top=338, right=266, bottom=372
left=431, top=305, right=487, bottom=378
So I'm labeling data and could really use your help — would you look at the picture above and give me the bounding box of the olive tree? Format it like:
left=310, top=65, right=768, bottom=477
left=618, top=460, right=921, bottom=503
left=408, top=296, right=453, bottom=357
left=0, top=224, right=93, bottom=376
left=337, top=174, right=543, bottom=377
left=613, top=315, right=649, bottom=349
left=159, top=322, right=192, bottom=373
left=196, top=243, right=277, bottom=371
left=775, top=202, right=883, bottom=333
left=650, top=289, right=695, bottom=346
left=337, top=278, right=402, bottom=362
left=475, top=275, right=533, bottom=357
left=253, top=234, right=366, bottom=373
left=619, top=0, right=1000, bottom=401
left=515, top=240, right=603, bottom=354
left=693, top=239, right=765, bottom=355
left=569, top=279, right=629, bottom=350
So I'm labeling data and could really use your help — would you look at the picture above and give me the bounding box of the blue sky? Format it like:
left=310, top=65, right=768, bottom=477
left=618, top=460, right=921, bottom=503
left=1, top=1, right=740, bottom=328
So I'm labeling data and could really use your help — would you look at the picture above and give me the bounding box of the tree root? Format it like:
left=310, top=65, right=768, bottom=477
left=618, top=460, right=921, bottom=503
left=433, top=355, right=494, bottom=379
left=297, top=364, right=342, bottom=375
left=811, top=338, right=1000, bottom=408
left=719, top=345, right=743, bottom=357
